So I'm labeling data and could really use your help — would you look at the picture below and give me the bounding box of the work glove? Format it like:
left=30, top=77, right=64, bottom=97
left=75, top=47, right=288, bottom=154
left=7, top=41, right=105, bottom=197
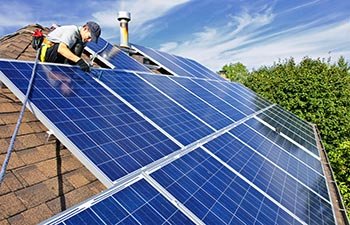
left=31, top=29, right=44, bottom=50
left=76, top=59, right=90, bottom=72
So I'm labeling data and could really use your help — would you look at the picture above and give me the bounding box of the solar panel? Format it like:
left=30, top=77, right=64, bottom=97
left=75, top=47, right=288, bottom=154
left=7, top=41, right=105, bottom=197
left=203, top=133, right=334, bottom=225
left=151, top=148, right=304, bottom=225
left=257, top=105, right=319, bottom=156
left=171, top=76, right=249, bottom=121
left=86, top=37, right=150, bottom=72
left=228, top=122, right=329, bottom=199
left=191, top=78, right=263, bottom=115
left=43, top=178, right=195, bottom=225
left=96, top=70, right=215, bottom=146
left=245, top=118, right=323, bottom=173
left=132, top=44, right=222, bottom=80
left=0, top=60, right=180, bottom=185
left=139, top=73, right=233, bottom=130
left=217, top=81, right=272, bottom=109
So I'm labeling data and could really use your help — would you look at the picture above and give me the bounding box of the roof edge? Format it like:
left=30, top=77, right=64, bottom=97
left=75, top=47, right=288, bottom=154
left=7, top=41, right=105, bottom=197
left=314, top=125, right=350, bottom=225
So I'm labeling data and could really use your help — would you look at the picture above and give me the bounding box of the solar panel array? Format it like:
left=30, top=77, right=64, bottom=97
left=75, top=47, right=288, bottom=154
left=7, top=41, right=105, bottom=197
left=86, top=38, right=150, bottom=72
left=0, top=41, right=337, bottom=225
left=132, top=44, right=222, bottom=80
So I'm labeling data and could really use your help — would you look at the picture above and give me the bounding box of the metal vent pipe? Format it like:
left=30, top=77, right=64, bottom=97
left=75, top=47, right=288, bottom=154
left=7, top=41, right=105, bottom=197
left=117, top=11, right=131, bottom=48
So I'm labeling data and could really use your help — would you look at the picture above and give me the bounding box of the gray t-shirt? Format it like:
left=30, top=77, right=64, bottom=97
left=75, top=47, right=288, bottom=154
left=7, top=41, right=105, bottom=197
left=47, top=25, right=82, bottom=48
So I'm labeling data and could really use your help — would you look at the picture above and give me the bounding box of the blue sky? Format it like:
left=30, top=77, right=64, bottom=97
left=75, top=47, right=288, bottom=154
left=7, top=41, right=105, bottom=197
left=0, top=0, right=349, bottom=71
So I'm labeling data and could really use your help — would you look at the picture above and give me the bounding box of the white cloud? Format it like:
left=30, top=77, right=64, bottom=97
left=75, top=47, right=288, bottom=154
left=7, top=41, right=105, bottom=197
left=92, top=0, right=190, bottom=40
left=162, top=8, right=275, bottom=71
left=159, top=42, right=178, bottom=52
left=230, top=21, right=350, bottom=70
left=160, top=5, right=350, bottom=72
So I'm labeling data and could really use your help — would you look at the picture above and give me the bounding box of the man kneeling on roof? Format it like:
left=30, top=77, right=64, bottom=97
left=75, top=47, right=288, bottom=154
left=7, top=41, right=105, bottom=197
left=40, top=21, right=101, bottom=72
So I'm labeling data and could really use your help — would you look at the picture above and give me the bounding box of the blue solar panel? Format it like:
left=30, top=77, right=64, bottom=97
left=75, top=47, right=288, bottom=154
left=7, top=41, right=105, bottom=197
left=170, top=76, right=246, bottom=121
left=139, top=74, right=233, bottom=130
left=87, top=37, right=150, bottom=72
left=151, top=148, right=303, bottom=225
left=132, top=44, right=222, bottom=80
left=0, top=60, right=180, bottom=183
left=257, top=105, right=319, bottom=156
left=185, top=57, right=223, bottom=80
left=45, top=179, right=194, bottom=225
left=96, top=70, right=214, bottom=145
left=228, top=122, right=329, bottom=199
left=204, top=133, right=334, bottom=225
left=191, top=79, right=261, bottom=115
left=217, top=81, right=272, bottom=109
left=245, top=118, right=323, bottom=173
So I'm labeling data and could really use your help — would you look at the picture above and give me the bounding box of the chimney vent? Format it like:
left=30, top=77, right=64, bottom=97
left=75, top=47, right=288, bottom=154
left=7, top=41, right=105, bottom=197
left=117, top=11, right=131, bottom=48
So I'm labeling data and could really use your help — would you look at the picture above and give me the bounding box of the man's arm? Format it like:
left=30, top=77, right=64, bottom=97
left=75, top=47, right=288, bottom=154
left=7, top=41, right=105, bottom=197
left=57, top=42, right=80, bottom=63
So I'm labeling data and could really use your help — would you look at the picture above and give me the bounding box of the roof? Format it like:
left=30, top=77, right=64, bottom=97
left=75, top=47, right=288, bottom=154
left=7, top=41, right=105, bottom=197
left=0, top=25, right=105, bottom=225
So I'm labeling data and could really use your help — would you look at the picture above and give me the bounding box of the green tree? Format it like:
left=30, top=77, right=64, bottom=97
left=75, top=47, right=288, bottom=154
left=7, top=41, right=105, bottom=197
left=329, top=141, right=350, bottom=212
left=221, top=62, right=249, bottom=83
left=227, top=57, right=350, bottom=218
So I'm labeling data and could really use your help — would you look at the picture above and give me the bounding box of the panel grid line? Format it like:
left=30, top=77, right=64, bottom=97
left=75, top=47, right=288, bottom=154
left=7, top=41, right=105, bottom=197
left=201, top=146, right=307, bottom=225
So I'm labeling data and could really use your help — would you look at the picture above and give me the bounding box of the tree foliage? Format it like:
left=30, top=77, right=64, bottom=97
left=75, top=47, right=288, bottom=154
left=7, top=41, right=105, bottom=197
left=222, top=56, right=350, bottom=218
left=222, top=62, right=249, bottom=83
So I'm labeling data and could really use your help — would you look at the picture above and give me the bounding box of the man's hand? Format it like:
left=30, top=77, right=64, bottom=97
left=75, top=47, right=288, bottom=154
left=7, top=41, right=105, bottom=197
left=76, top=59, right=90, bottom=72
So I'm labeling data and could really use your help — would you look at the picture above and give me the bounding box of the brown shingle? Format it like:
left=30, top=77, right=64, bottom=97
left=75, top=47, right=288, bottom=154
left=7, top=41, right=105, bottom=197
left=61, top=155, right=82, bottom=172
left=0, top=192, right=26, bottom=218
left=64, top=170, right=90, bottom=189
left=0, top=123, right=34, bottom=139
left=16, top=143, right=57, bottom=165
left=0, top=172, right=23, bottom=192
left=0, top=219, right=9, bottom=225
left=13, top=133, right=44, bottom=150
left=12, top=204, right=53, bottom=225
left=14, top=165, right=47, bottom=186
left=43, top=176, right=75, bottom=197
left=86, top=180, right=105, bottom=195
left=36, top=158, right=60, bottom=179
left=15, top=183, right=55, bottom=208
left=0, top=139, right=8, bottom=154
left=47, top=185, right=95, bottom=215
left=0, top=182, right=10, bottom=195
left=6, top=214, right=24, bottom=225
left=0, top=103, right=20, bottom=113
left=0, top=152, right=25, bottom=170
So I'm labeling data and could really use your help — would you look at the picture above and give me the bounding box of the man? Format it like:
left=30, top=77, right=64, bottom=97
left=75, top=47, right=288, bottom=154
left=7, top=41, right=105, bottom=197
left=40, top=21, right=101, bottom=72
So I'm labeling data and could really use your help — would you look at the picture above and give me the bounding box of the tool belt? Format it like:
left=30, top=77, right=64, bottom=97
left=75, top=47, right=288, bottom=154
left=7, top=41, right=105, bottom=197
left=40, top=38, right=54, bottom=62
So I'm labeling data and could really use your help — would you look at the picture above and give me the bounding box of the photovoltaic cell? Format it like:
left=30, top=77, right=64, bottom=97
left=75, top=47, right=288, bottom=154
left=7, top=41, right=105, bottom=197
left=97, top=70, right=214, bottom=145
left=0, top=60, right=180, bottom=183
left=139, top=73, right=233, bottom=130
left=257, top=105, right=319, bottom=156
left=245, top=118, right=323, bottom=173
left=46, top=179, right=194, bottom=225
left=191, top=79, right=259, bottom=115
left=132, top=44, right=221, bottom=80
left=169, top=76, right=246, bottom=122
left=87, top=37, right=150, bottom=72
left=186, top=57, right=223, bottom=80
left=228, top=122, right=329, bottom=199
left=204, top=133, right=334, bottom=225
left=151, top=148, right=303, bottom=225
left=217, top=81, right=272, bottom=109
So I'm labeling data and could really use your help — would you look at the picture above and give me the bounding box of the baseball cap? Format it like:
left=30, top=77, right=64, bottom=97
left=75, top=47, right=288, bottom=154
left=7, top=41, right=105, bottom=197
left=86, top=21, right=101, bottom=43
